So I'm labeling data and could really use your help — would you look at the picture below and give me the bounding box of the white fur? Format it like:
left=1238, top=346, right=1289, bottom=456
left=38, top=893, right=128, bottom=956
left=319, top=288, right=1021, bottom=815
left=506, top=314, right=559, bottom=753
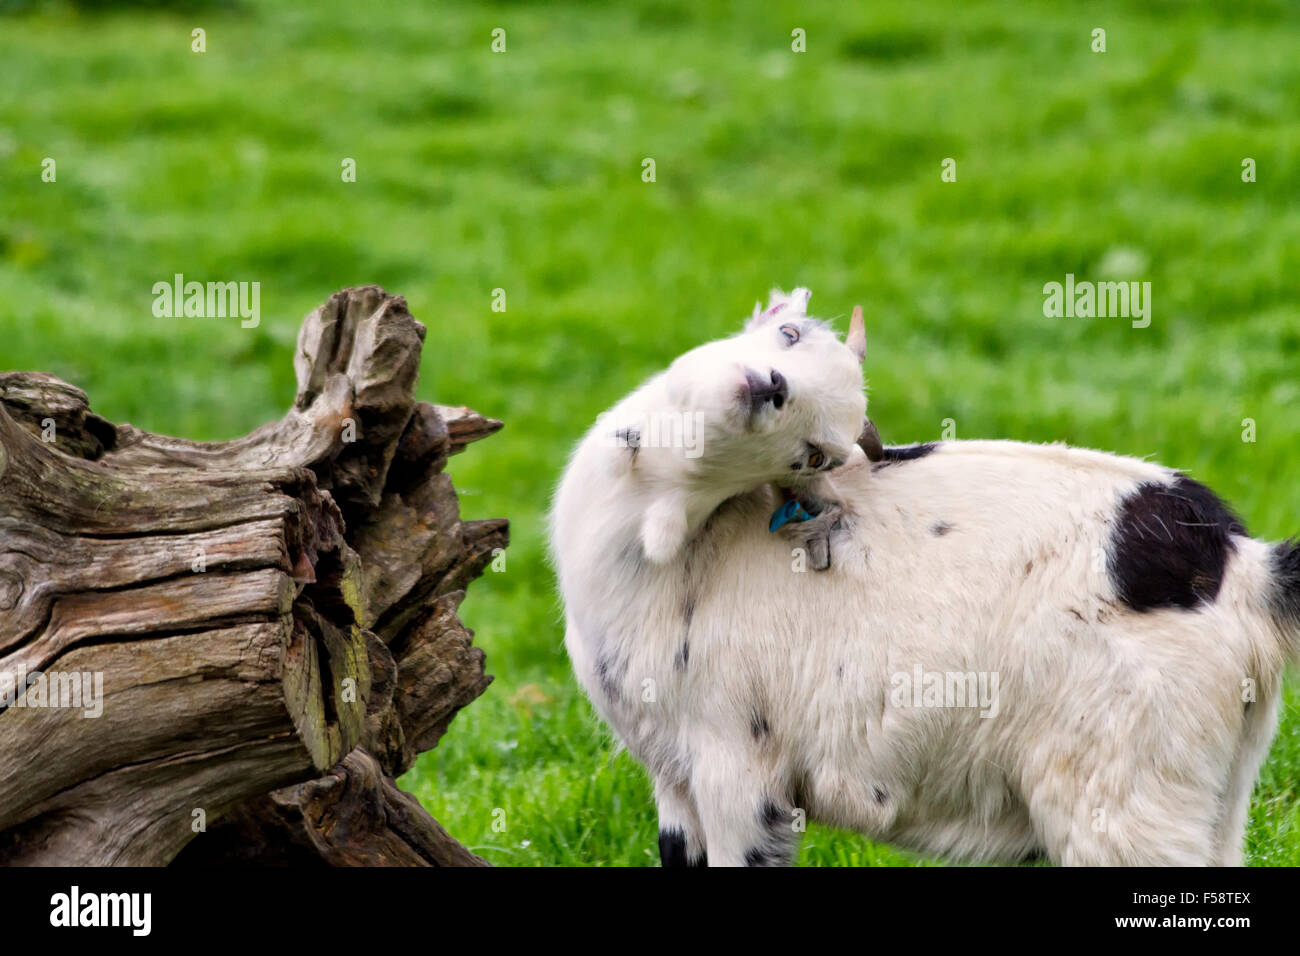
left=550, top=295, right=1295, bottom=867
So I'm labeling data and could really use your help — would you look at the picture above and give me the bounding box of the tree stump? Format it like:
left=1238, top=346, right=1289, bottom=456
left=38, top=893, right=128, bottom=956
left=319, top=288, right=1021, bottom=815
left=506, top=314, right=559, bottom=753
left=0, top=286, right=505, bottom=866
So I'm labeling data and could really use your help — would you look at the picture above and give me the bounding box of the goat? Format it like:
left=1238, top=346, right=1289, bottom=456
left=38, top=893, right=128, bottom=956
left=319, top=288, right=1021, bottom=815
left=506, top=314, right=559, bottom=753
left=550, top=290, right=1300, bottom=866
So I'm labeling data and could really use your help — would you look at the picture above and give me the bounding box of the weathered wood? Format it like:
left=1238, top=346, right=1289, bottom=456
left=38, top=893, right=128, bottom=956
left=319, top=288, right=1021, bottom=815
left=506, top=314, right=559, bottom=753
left=0, top=285, right=504, bottom=866
left=171, top=749, right=487, bottom=867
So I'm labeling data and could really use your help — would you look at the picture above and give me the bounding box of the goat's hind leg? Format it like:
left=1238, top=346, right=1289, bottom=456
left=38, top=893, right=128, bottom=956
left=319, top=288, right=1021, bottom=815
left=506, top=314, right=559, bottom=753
left=1212, top=683, right=1281, bottom=866
left=1033, top=756, right=1222, bottom=865
left=655, top=777, right=707, bottom=867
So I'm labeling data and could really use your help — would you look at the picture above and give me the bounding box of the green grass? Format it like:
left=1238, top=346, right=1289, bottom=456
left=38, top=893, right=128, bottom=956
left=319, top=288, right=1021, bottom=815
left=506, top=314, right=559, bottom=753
left=2, top=0, right=1298, bottom=865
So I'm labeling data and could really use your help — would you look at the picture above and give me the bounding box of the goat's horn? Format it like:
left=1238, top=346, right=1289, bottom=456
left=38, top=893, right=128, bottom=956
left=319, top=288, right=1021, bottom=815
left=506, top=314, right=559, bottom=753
left=846, top=305, right=866, bottom=363
left=857, top=417, right=884, bottom=462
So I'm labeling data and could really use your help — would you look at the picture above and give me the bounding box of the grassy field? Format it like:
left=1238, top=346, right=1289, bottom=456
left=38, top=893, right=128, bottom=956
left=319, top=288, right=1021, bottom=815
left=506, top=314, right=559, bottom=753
left=2, top=0, right=1298, bottom=865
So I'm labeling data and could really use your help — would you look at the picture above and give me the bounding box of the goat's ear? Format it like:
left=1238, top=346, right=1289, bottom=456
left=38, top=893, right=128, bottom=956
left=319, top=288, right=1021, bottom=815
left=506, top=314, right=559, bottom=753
left=641, top=492, right=689, bottom=564
left=846, top=305, right=866, bottom=363
left=744, top=287, right=811, bottom=332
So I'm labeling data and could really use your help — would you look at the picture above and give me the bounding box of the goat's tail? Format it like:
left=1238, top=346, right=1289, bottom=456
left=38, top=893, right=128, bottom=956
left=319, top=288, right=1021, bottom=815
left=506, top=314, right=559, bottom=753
left=1269, top=538, right=1300, bottom=660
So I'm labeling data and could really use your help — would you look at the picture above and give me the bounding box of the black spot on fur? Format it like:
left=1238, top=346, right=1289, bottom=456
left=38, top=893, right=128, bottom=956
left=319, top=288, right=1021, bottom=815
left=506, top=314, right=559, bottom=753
left=931, top=521, right=952, bottom=536
left=760, top=800, right=785, bottom=828
left=595, top=647, right=623, bottom=703
left=658, top=827, right=686, bottom=866
left=1273, top=539, right=1300, bottom=626
left=1108, top=475, right=1245, bottom=613
left=742, top=799, right=799, bottom=866
left=615, top=426, right=641, bottom=463
left=675, top=594, right=696, bottom=671
left=751, top=712, right=771, bottom=740
left=659, top=828, right=707, bottom=867
left=873, top=442, right=938, bottom=469
left=873, top=786, right=888, bottom=805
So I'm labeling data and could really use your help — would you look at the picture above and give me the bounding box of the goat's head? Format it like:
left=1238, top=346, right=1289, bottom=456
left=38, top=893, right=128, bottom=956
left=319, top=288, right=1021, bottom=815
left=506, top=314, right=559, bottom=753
left=661, top=288, right=868, bottom=488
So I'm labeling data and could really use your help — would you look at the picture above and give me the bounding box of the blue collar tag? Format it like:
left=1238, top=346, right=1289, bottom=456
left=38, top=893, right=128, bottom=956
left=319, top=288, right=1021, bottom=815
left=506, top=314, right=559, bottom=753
left=769, top=499, right=816, bottom=532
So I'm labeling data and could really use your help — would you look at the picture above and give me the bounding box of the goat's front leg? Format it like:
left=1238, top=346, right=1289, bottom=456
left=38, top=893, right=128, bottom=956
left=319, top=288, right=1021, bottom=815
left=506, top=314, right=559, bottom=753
left=689, top=737, right=801, bottom=867
left=655, top=777, right=707, bottom=867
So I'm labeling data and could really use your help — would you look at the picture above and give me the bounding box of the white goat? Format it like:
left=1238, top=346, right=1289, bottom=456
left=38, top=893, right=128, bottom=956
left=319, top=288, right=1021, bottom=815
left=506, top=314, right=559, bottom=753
left=550, top=289, right=1300, bottom=866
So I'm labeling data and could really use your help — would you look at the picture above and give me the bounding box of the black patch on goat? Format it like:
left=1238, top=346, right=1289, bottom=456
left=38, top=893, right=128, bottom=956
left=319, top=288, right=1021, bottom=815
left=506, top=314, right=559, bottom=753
left=615, top=426, right=641, bottom=464
left=743, top=799, right=799, bottom=867
left=1107, top=474, right=1245, bottom=612
left=595, top=647, right=624, bottom=704
left=674, top=593, right=696, bottom=671
left=1272, top=538, right=1300, bottom=627
left=659, top=828, right=707, bottom=867
left=751, top=711, right=771, bottom=740
left=760, top=800, right=785, bottom=828
left=931, top=521, right=953, bottom=536
left=873, top=442, right=939, bottom=469
left=676, top=537, right=713, bottom=672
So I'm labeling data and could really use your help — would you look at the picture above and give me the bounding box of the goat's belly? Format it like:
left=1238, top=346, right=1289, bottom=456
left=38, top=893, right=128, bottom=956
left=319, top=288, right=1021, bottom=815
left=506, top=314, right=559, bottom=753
left=784, top=694, right=1040, bottom=861
left=884, top=813, right=1042, bottom=864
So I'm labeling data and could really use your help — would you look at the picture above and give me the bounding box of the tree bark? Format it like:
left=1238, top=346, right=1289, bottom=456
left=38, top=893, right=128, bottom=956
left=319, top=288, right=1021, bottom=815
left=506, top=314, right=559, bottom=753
left=0, top=285, right=504, bottom=866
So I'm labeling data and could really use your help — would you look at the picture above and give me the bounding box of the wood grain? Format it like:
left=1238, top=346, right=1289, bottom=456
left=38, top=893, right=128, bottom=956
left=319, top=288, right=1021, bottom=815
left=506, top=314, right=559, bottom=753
left=0, top=286, right=504, bottom=866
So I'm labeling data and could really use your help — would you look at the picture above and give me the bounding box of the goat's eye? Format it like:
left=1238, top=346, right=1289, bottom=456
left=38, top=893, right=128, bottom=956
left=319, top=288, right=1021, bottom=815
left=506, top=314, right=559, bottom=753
left=779, top=324, right=800, bottom=345
left=808, top=451, right=825, bottom=469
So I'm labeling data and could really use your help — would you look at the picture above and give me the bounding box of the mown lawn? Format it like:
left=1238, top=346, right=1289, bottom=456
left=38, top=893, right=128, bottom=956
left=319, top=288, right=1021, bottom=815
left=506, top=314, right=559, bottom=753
left=1, top=0, right=1297, bottom=865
